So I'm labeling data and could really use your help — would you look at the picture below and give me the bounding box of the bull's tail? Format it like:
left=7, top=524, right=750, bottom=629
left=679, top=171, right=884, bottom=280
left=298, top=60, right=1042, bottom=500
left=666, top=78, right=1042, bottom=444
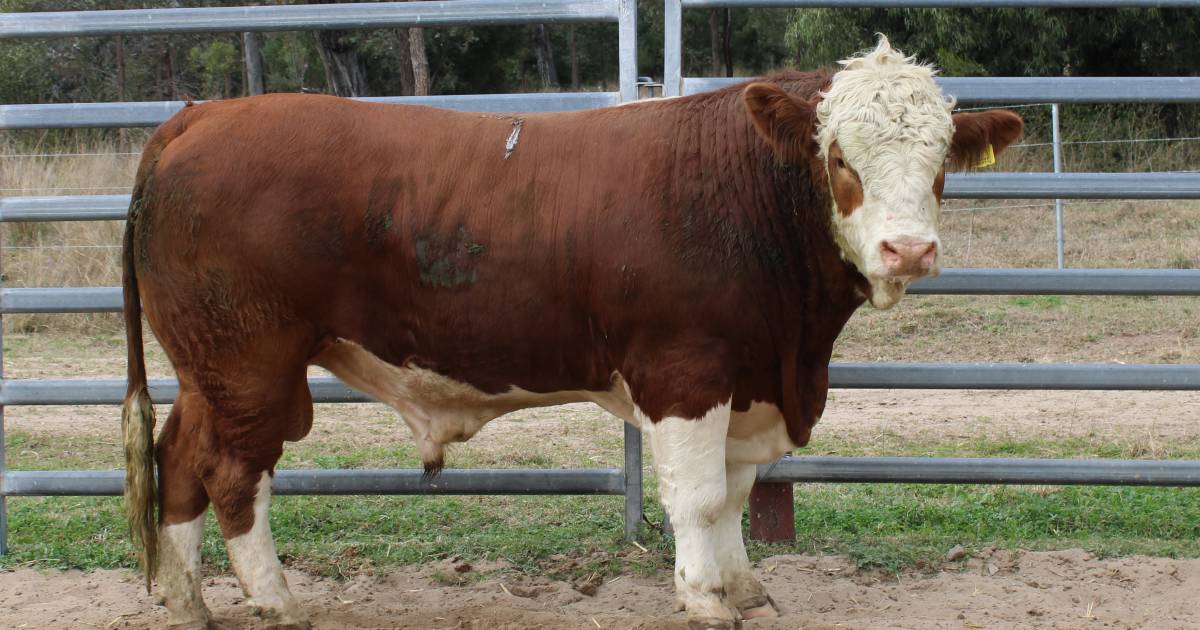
left=121, top=109, right=191, bottom=591
left=122, top=180, right=158, bottom=593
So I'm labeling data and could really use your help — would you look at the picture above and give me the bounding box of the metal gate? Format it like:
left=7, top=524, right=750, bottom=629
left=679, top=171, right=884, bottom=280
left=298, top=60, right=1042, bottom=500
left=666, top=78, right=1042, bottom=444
left=0, top=0, right=643, bottom=554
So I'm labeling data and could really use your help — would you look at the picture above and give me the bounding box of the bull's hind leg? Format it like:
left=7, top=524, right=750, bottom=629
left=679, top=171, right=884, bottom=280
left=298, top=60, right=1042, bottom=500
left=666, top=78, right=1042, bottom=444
left=642, top=400, right=740, bottom=630
left=156, top=397, right=212, bottom=628
left=195, top=372, right=313, bottom=629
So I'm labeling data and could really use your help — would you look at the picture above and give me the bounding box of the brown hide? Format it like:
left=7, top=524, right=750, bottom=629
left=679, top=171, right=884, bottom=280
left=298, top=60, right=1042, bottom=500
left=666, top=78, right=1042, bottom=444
left=132, top=69, right=865, bottom=454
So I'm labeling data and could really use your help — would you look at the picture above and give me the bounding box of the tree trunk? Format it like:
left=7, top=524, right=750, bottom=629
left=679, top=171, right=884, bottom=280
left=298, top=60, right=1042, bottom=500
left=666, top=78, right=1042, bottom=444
left=162, top=43, right=178, bottom=100
left=308, top=0, right=369, bottom=96
left=568, top=26, right=580, bottom=89
left=243, top=31, right=265, bottom=95
left=532, top=24, right=559, bottom=89
left=709, top=10, right=721, bottom=76
left=394, top=29, right=416, bottom=96
left=315, top=29, right=370, bottom=96
left=722, top=9, right=733, bottom=77
left=409, top=27, right=431, bottom=96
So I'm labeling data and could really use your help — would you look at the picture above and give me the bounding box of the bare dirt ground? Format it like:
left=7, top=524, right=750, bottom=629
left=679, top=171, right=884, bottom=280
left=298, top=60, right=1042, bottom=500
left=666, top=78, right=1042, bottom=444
left=2, top=549, right=1198, bottom=629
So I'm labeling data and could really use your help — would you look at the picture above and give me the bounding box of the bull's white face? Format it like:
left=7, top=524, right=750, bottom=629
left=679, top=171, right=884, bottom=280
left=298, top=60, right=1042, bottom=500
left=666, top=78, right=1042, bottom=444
left=743, top=37, right=1023, bottom=311
left=815, top=38, right=954, bottom=309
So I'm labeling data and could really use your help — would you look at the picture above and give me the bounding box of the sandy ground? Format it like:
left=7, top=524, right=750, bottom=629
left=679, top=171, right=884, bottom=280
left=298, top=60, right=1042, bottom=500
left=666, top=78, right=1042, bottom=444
left=2, top=549, right=1198, bottom=629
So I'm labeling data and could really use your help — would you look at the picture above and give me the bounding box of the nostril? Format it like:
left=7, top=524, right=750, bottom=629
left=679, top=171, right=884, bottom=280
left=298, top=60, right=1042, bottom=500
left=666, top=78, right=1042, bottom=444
left=880, top=241, right=903, bottom=269
left=920, top=242, right=938, bottom=269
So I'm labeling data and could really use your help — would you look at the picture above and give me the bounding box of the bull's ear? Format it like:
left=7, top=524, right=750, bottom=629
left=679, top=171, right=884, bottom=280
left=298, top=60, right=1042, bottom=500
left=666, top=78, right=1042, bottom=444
left=744, top=83, right=817, bottom=164
left=948, top=109, right=1024, bottom=171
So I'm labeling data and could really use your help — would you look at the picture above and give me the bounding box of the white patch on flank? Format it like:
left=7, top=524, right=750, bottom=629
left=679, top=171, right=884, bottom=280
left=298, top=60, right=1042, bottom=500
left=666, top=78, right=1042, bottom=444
left=815, top=36, right=952, bottom=309
left=158, top=514, right=208, bottom=626
left=314, top=339, right=635, bottom=465
left=225, top=472, right=306, bottom=625
left=641, top=400, right=738, bottom=625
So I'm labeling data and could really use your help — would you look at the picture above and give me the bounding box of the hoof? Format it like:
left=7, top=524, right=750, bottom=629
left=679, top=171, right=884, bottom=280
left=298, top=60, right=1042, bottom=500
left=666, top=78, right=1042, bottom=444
left=246, top=601, right=310, bottom=629
left=739, top=594, right=781, bottom=619
left=688, top=617, right=742, bottom=630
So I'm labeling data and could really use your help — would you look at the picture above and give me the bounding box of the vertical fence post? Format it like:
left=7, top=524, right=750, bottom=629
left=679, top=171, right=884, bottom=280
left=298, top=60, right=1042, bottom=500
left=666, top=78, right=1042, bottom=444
left=617, top=0, right=637, bottom=103
left=748, top=477, right=795, bottom=542
left=1052, top=103, right=1065, bottom=269
left=663, top=0, right=682, bottom=97
left=623, top=422, right=643, bottom=541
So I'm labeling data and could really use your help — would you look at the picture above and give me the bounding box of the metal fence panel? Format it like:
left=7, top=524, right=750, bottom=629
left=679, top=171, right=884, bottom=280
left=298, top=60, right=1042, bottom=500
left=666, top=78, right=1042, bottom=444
left=0, top=0, right=645, bottom=554
left=0, top=0, right=619, bottom=39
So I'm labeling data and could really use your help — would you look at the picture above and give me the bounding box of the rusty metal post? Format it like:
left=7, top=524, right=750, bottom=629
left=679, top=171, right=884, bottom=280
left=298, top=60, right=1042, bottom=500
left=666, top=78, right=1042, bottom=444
left=748, top=482, right=794, bottom=542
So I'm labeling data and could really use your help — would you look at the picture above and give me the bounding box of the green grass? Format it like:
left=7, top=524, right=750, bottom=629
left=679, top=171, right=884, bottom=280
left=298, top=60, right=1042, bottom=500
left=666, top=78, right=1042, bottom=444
left=5, top=432, right=1200, bottom=577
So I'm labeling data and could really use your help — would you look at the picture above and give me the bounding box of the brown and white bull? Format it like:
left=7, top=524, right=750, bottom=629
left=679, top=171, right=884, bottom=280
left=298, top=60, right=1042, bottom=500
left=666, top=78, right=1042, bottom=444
left=121, top=38, right=1021, bottom=629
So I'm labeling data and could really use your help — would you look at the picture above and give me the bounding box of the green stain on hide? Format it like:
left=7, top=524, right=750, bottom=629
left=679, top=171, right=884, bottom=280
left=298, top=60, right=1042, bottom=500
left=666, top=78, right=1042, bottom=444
left=415, top=225, right=486, bottom=288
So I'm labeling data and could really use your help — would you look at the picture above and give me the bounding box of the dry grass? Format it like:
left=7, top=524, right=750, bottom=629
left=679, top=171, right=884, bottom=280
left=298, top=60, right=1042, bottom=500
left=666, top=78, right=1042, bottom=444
left=1, top=134, right=147, bottom=335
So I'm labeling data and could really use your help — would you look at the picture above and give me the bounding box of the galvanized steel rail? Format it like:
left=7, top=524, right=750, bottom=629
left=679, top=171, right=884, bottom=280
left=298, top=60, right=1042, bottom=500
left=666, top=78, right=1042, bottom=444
left=0, top=93, right=625, bottom=130
left=757, top=457, right=1200, bottom=486
left=0, top=363, right=1196, bottom=408
left=3, top=468, right=628, bottom=497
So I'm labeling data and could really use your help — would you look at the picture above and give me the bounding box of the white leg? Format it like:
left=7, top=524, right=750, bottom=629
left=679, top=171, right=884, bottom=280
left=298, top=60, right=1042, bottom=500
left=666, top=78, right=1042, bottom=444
left=158, top=514, right=210, bottom=628
left=716, top=462, right=776, bottom=618
left=225, top=472, right=309, bottom=628
left=642, top=400, right=738, bottom=630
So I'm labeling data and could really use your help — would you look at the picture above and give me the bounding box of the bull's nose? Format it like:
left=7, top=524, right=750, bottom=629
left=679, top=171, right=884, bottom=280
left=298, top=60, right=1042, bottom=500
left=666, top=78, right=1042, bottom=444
left=880, top=238, right=937, bottom=277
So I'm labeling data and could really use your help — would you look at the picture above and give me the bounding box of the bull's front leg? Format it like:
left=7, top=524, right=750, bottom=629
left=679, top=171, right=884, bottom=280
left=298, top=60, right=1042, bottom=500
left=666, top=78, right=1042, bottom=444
left=641, top=400, right=739, bottom=630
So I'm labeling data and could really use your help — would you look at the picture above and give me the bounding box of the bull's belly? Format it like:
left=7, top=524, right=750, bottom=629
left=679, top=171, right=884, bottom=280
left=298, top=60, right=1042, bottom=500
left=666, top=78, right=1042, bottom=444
left=312, top=338, right=796, bottom=467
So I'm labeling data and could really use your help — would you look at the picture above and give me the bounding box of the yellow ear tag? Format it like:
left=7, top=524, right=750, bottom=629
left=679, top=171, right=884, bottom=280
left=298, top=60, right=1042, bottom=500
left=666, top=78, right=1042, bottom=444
left=973, top=144, right=996, bottom=169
